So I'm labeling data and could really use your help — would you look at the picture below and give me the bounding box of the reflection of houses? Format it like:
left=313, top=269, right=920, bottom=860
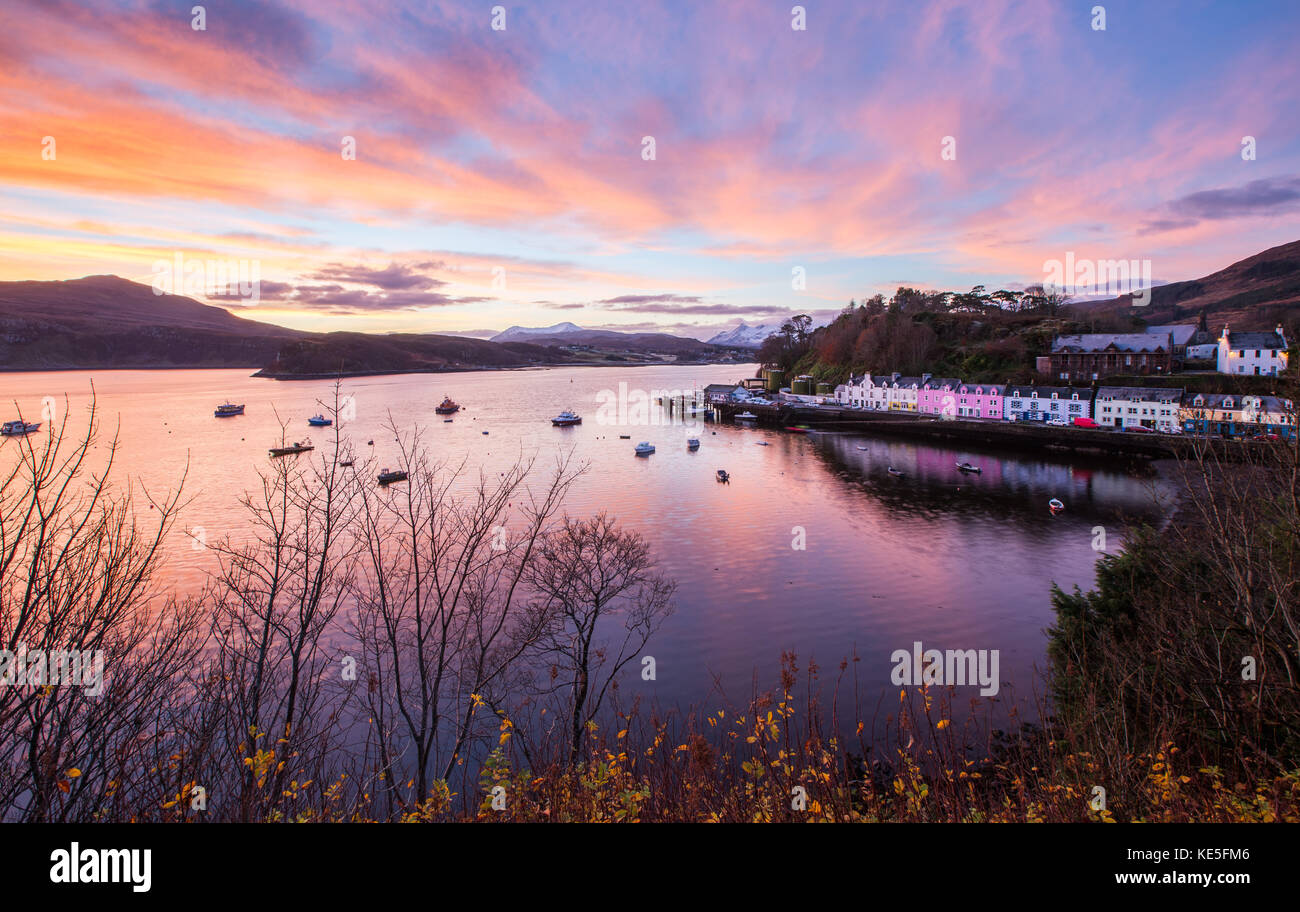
left=1093, top=386, right=1183, bottom=430
left=1217, top=325, right=1289, bottom=376
left=1004, top=387, right=1093, bottom=423
left=1180, top=394, right=1295, bottom=438
left=1048, top=333, right=1173, bottom=381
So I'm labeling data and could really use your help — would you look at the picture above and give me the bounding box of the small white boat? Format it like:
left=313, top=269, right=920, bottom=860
left=1049, top=498, right=1065, bottom=513
left=856, top=446, right=869, bottom=450
left=687, top=437, right=700, bottom=449
left=736, top=411, right=757, bottom=420
left=1, top=420, right=41, bottom=436
left=887, top=466, right=906, bottom=478
left=956, top=462, right=982, bottom=474
left=634, top=442, right=655, bottom=456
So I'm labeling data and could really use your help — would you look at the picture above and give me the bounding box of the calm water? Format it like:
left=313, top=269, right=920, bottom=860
left=1, top=365, right=1176, bottom=732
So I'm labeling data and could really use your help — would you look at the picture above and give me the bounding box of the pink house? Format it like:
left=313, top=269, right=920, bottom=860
left=955, top=382, right=1004, bottom=420
left=918, top=377, right=962, bottom=416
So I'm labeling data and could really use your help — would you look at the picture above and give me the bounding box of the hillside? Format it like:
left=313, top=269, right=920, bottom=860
left=0, top=275, right=303, bottom=369
left=0, top=276, right=736, bottom=375
left=1078, top=239, right=1300, bottom=328
left=253, top=333, right=573, bottom=378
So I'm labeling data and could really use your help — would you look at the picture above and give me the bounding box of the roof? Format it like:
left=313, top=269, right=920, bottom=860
left=1006, top=386, right=1094, bottom=400
left=890, top=376, right=923, bottom=388
left=1052, top=333, right=1170, bottom=354
left=702, top=383, right=743, bottom=394
left=1224, top=330, right=1286, bottom=350
left=1096, top=386, right=1184, bottom=403
left=1185, top=393, right=1294, bottom=411
left=921, top=377, right=961, bottom=390
left=1144, top=324, right=1198, bottom=345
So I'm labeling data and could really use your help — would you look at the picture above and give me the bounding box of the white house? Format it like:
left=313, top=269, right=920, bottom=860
left=1094, top=386, right=1184, bottom=430
left=1217, top=325, right=1289, bottom=376
left=837, top=372, right=910, bottom=410
left=1003, top=387, right=1092, bottom=424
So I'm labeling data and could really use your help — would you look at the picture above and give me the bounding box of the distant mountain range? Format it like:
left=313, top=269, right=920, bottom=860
left=491, top=322, right=584, bottom=341
left=705, top=322, right=785, bottom=348
left=1078, top=239, right=1300, bottom=329
left=0, top=277, right=738, bottom=376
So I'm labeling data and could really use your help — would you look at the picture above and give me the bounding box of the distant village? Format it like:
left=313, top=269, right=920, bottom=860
left=707, top=321, right=1294, bottom=439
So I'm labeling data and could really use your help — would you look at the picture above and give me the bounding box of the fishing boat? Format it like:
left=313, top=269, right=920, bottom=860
left=735, top=411, right=757, bottom=420
left=434, top=397, right=460, bottom=415
left=634, top=442, right=655, bottom=456
left=716, top=469, right=730, bottom=483
left=956, top=462, right=982, bottom=474
left=269, top=440, right=314, bottom=457
left=378, top=468, right=408, bottom=486
left=887, top=466, right=906, bottom=478
left=307, top=414, right=332, bottom=427
left=1049, top=498, right=1065, bottom=513
left=1, top=420, right=41, bottom=436
left=213, top=402, right=245, bottom=418
left=756, top=441, right=769, bottom=446
left=687, top=437, right=700, bottom=449
left=339, top=458, right=355, bottom=468
left=551, top=410, right=582, bottom=426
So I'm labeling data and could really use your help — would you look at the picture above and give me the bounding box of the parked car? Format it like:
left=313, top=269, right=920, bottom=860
left=1252, top=432, right=1281, bottom=441
left=1125, top=425, right=1155, bottom=433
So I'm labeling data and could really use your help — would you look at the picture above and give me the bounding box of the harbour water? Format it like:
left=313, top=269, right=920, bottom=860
left=1, top=364, right=1178, bottom=733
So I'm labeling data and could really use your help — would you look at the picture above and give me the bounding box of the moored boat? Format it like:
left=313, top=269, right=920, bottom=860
left=434, top=397, right=460, bottom=415
left=1, top=420, right=41, bottom=436
left=378, top=468, right=408, bottom=486
left=735, top=411, right=757, bottom=420
left=551, top=410, right=582, bottom=426
left=269, top=440, right=314, bottom=457
left=1049, top=498, right=1065, bottom=513
left=887, top=466, right=906, bottom=477
left=634, top=442, right=655, bottom=456
left=956, top=462, right=982, bottom=474
left=308, top=414, right=332, bottom=427
left=716, top=469, right=730, bottom=483
left=214, top=402, right=245, bottom=418
left=687, top=437, right=700, bottom=449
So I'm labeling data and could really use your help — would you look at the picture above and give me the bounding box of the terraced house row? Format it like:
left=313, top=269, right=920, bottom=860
left=831, top=373, right=1295, bottom=438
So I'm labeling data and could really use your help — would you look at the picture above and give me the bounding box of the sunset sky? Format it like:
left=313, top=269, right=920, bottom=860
left=2, top=0, right=1298, bottom=338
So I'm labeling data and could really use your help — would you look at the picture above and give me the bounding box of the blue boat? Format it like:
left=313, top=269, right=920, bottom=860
left=214, top=402, right=244, bottom=418
left=307, top=414, right=332, bottom=427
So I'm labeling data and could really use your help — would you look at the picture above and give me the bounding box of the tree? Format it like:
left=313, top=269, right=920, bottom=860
left=523, top=514, right=675, bottom=764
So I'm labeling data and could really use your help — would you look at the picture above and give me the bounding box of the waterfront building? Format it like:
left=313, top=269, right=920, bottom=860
left=1004, top=386, right=1094, bottom=424
left=1180, top=394, right=1295, bottom=438
left=917, top=377, right=962, bottom=416
left=1093, top=386, right=1184, bottom=430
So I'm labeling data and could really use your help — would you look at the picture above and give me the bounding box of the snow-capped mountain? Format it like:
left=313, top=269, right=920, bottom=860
left=490, top=322, right=584, bottom=342
left=704, top=322, right=783, bottom=348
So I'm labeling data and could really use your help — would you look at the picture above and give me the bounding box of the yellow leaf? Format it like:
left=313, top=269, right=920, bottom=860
left=67, top=768, right=82, bottom=778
